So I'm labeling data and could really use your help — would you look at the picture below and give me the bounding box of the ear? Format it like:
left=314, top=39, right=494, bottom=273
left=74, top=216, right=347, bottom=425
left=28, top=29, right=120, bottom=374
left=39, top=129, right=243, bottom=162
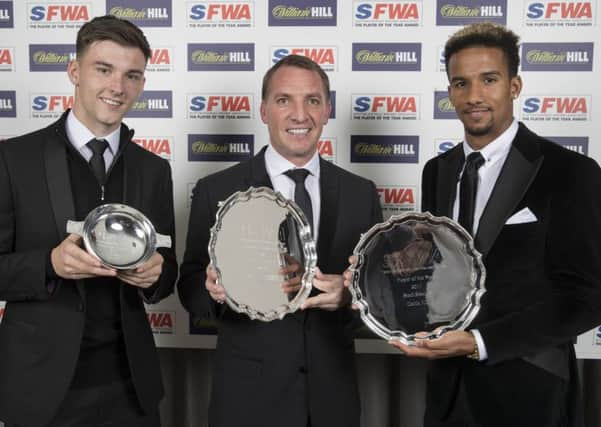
left=323, top=100, right=331, bottom=125
left=447, top=85, right=454, bottom=106
left=260, top=101, right=268, bottom=124
left=67, top=60, right=79, bottom=86
left=510, top=75, right=522, bottom=100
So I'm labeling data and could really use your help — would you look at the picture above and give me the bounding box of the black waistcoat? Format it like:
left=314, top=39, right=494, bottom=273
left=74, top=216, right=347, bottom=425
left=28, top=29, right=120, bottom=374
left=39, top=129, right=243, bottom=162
left=65, top=144, right=130, bottom=388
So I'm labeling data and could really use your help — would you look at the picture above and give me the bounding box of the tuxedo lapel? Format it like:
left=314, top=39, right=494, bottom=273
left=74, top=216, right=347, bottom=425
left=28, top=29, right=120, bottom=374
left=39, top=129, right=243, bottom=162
left=436, top=146, right=464, bottom=217
left=119, top=127, right=139, bottom=206
left=245, top=146, right=273, bottom=189
left=45, top=125, right=75, bottom=242
left=475, top=126, right=543, bottom=257
left=316, top=159, right=339, bottom=264
left=44, top=121, right=83, bottom=299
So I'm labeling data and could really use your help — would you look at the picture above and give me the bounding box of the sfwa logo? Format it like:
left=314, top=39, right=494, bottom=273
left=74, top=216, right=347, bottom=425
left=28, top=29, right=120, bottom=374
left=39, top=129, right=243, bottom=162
left=353, top=1, right=422, bottom=27
left=524, top=1, right=594, bottom=27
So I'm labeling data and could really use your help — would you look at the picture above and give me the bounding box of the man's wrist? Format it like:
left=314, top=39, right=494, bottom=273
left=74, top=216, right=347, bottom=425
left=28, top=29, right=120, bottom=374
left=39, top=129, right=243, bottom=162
left=466, top=329, right=488, bottom=361
left=466, top=330, right=480, bottom=360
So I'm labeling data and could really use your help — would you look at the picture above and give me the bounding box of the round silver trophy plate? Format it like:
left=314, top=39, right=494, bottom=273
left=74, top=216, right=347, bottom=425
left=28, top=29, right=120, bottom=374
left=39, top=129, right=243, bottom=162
left=349, top=212, right=486, bottom=345
left=209, top=187, right=316, bottom=322
left=66, top=203, right=171, bottom=270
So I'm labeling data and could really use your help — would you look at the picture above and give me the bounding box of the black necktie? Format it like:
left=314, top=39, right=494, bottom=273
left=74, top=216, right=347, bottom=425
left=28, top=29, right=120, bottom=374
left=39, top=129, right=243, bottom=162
left=458, top=152, right=485, bottom=236
left=87, top=138, right=108, bottom=185
left=284, top=168, right=313, bottom=234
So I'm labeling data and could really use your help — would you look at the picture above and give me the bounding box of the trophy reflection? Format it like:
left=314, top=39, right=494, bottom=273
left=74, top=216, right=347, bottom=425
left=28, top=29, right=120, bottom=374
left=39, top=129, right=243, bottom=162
left=366, top=224, right=443, bottom=334
left=350, top=213, right=486, bottom=345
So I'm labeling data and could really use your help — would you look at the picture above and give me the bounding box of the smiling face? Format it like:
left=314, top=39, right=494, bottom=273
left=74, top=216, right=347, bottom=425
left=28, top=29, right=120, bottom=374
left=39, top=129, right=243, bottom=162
left=447, top=46, right=522, bottom=150
left=68, top=39, right=146, bottom=137
left=260, top=65, right=331, bottom=166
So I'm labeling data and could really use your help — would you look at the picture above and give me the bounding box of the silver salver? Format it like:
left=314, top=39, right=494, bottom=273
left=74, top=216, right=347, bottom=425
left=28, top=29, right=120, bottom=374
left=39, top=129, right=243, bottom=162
left=66, top=203, right=172, bottom=270
left=348, top=212, right=486, bottom=345
left=209, top=187, right=317, bottom=322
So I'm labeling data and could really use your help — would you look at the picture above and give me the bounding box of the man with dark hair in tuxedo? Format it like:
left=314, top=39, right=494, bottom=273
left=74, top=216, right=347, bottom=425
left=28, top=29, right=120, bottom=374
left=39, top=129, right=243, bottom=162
left=0, top=15, right=177, bottom=427
left=389, top=23, right=601, bottom=427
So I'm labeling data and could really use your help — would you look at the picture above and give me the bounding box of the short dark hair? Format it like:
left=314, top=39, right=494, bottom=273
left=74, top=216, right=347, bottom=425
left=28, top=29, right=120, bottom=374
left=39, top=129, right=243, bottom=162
left=444, top=22, right=520, bottom=77
left=261, top=54, right=330, bottom=101
left=76, top=15, right=151, bottom=62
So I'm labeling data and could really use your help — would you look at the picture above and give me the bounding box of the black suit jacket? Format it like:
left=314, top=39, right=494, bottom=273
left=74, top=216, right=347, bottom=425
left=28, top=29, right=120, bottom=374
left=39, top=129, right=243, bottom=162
left=178, top=147, right=382, bottom=427
left=421, top=123, right=601, bottom=427
left=0, top=112, right=177, bottom=427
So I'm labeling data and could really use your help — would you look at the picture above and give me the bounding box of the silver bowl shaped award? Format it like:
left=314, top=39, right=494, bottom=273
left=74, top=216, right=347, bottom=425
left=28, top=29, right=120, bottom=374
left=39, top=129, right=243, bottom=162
left=66, top=204, right=172, bottom=270
left=348, top=212, right=486, bottom=345
left=209, top=187, right=317, bottom=322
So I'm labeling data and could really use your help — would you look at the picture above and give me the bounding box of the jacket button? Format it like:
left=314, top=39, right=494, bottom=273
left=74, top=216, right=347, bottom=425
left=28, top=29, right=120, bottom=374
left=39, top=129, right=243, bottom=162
left=78, top=303, right=84, bottom=312
left=299, top=366, right=307, bottom=374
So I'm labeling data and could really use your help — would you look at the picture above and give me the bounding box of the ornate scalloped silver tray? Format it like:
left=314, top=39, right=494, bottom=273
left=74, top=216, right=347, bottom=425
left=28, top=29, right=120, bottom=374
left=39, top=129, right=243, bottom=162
left=209, top=187, right=317, bottom=321
left=67, top=203, right=171, bottom=270
left=348, top=212, right=486, bottom=345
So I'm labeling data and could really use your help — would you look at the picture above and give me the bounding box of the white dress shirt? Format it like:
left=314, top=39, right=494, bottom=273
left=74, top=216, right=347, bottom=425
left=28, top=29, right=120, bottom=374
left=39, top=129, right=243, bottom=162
left=65, top=110, right=120, bottom=171
left=264, top=144, right=321, bottom=241
left=453, top=119, right=519, bottom=360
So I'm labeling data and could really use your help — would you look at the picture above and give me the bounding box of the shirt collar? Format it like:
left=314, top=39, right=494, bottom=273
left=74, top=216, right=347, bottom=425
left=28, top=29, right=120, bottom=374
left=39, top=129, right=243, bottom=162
left=264, top=144, right=320, bottom=179
left=462, top=119, right=518, bottom=164
left=65, top=110, right=120, bottom=155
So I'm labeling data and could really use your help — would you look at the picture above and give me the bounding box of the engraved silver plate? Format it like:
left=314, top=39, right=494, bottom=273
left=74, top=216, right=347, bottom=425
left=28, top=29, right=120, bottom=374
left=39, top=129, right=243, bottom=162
left=66, top=203, right=171, bottom=270
left=209, top=187, right=317, bottom=322
left=349, top=212, right=486, bottom=345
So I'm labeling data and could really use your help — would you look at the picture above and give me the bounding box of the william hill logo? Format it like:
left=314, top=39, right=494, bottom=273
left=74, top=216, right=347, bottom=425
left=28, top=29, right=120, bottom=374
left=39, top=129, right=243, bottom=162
left=187, top=94, right=253, bottom=119
left=351, top=135, right=419, bottom=164
left=29, top=44, right=75, bottom=72
left=126, top=90, right=172, bottom=118
left=133, top=137, right=173, bottom=161
left=353, top=1, right=422, bottom=27
left=268, top=0, right=337, bottom=26
left=436, top=0, right=506, bottom=25
left=522, top=43, right=594, bottom=71
left=271, top=46, right=337, bottom=71
left=0, top=47, right=14, bottom=72
left=548, top=136, right=589, bottom=156
left=188, top=43, right=254, bottom=71
left=147, top=310, right=175, bottom=334
left=352, top=94, right=419, bottom=120
left=146, top=47, right=173, bottom=72
left=521, top=95, right=590, bottom=122
left=0, top=91, right=16, bottom=118
left=30, top=94, right=74, bottom=118
left=434, top=91, right=457, bottom=119
left=188, top=134, right=254, bottom=162
left=107, top=0, right=172, bottom=27
left=525, top=1, right=594, bottom=27
left=188, top=2, right=254, bottom=27
left=377, top=185, right=416, bottom=218
left=352, top=43, right=421, bottom=71
left=0, top=1, right=14, bottom=28
left=29, top=3, right=91, bottom=29
left=318, top=137, right=336, bottom=162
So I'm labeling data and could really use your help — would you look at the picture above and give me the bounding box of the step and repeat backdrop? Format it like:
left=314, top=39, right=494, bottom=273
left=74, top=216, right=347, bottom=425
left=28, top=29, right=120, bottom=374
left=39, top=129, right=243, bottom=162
left=1, top=0, right=600, bottom=357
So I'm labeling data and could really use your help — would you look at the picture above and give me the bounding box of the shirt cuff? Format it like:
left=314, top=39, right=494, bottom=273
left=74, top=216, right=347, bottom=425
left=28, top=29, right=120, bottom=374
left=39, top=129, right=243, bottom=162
left=471, top=329, right=488, bottom=361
